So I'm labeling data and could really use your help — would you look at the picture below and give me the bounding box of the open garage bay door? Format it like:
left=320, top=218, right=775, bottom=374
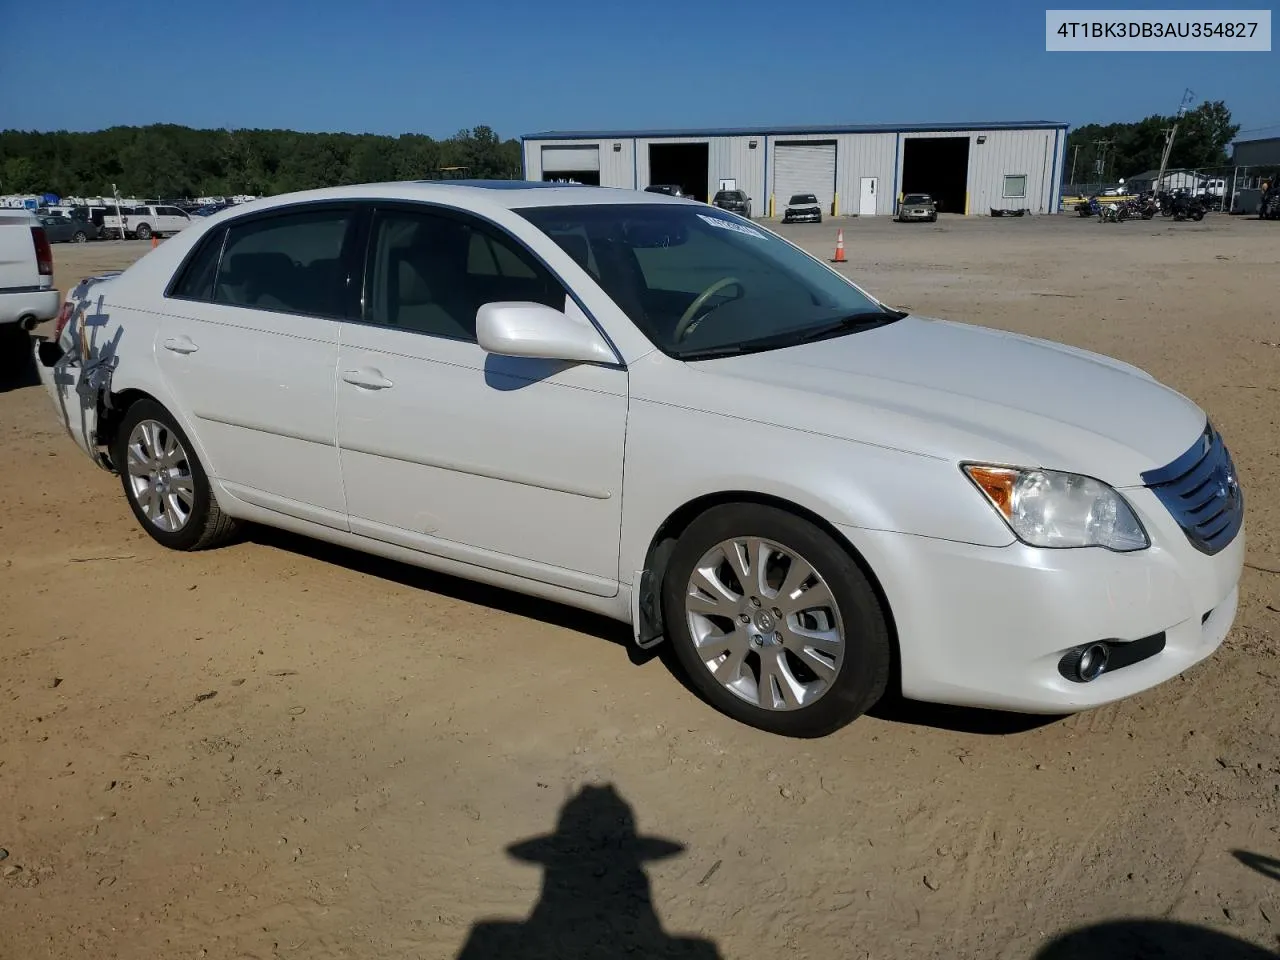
left=774, top=142, right=836, bottom=215
left=541, top=145, right=601, bottom=185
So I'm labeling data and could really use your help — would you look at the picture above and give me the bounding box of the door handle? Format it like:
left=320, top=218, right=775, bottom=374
left=163, top=336, right=199, bottom=354
left=342, top=368, right=393, bottom=390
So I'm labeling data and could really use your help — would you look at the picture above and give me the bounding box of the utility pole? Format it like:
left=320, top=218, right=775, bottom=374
left=1155, top=87, right=1195, bottom=194
left=1069, top=144, right=1081, bottom=186
left=1091, top=139, right=1114, bottom=184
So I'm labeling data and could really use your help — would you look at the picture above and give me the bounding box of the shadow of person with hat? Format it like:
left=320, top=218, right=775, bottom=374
left=455, top=783, right=723, bottom=959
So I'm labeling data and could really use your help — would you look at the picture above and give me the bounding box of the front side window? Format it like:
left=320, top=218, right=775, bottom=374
left=1003, top=175, right=1027, bottom=199
left=517, top=203, right=896, bottom=360
left=363, top=207, right=564, bottom=341
left=213, top=207, right=354, bottom=318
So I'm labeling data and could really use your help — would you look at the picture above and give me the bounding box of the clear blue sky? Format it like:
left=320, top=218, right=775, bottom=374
left=2, top=0, right=1276, bottom=141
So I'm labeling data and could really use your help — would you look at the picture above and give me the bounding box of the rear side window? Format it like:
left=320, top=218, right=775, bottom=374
left=213, top=207, right=354, bottom=318
left=169, top=228, right=225, bottom=301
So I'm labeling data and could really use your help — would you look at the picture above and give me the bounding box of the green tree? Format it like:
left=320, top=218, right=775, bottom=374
left=0, top=123, right=524, bottom=198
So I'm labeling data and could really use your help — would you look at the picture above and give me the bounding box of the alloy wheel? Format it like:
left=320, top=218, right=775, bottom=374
left=684, top=536, right=845, bottom=711
left=125, top=419, right=196, bottom=532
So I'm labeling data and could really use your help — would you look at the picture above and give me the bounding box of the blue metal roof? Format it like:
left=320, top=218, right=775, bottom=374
left=523, top=120, right=1069, bottom=141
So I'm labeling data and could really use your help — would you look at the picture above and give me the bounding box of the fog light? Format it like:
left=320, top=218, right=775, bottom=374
left=1058, top=642, right=1111, bottom=683
left=1077, top=643, right=1109, bottom=681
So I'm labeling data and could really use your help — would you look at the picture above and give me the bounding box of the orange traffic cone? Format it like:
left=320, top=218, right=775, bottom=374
left=831, top=228, right=846, bottom=263
left=151, top=235, right=159, bottom=249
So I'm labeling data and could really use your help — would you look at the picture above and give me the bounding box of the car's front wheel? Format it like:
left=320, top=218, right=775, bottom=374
left=662, top=504, right=891, bottom=737
left=113, top=399, right=240, bottom=551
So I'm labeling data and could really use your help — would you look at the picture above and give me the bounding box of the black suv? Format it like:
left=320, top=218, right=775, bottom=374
left=712, top=189, right=752, bottom=218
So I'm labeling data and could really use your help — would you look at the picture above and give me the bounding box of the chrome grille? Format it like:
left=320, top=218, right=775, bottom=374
left=1141, top=423, right=1243, bottom=555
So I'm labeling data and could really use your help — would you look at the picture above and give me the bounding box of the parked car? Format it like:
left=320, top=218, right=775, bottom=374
left=0, top=209, right=60, bottom=331
left=782, top=193, right=822, bottom=223
left=34, top=181, right=1245, bottom=737
left=712, top=189, right=752, bottom=218
left=895, top=193, right=937, bottom=223
left=103, top=204, right=194, bottom=240
left=644, top=184, right=686, bottom=198
left=38, top=213, right=98, bottom=243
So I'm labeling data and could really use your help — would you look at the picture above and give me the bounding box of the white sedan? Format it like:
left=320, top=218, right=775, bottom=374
left=34, top=181, right=1245, bottom=737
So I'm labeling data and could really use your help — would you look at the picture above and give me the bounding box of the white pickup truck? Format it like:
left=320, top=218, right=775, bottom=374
left=102, top=205, right=193, bottom=241
left=0, top=209, right=61, bottom=331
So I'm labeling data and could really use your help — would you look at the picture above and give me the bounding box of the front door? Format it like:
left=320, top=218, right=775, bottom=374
left=153, top=203, right=359, bottom=530
left=859, top=177, right=878, bottom=215
left=335, top=203, right=627, bottom=596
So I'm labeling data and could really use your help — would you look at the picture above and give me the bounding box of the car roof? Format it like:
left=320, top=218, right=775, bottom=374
left=207, top=180, right=692, bottom=218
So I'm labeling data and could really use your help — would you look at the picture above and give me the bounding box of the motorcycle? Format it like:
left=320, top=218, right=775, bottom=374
left=1157, top=190, right=1206, bottom=222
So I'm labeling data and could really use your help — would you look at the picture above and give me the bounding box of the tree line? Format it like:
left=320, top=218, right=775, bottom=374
left=1, top=101, right=1244, bottom=199
left=0, top=123, right=522, bottom=199
left=1065, top=100, right=1240, bottom=184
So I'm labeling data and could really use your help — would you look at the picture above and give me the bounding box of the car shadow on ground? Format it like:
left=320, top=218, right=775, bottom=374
left=246, top=524, right=1074, bottom=734
left=244, top=525, right=636, bottom=651
left=1032, top=919, right=1277, bottom=959
left=454, top=782, right=724, bottom=959
left=0, top=327, right=40, bottom=393
left=868, top=692, right=1067, bottom=735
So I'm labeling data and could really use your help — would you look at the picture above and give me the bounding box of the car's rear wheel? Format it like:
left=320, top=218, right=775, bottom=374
left=135, top=224, right=152, bottom=241
left=662, top=504, right=891, bottom=737
left=113, top=399, right=240, bottom=551
left=73, top=230, right=88, bottom=242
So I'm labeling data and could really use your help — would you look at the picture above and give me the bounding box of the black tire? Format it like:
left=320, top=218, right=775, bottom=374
left=135, top=223, right=152, bottom=241
left=112, top=399, right=240, bottom=551
left=73, top=230, right=88, bottom=242
left=661, top=503, right=891, bottom=737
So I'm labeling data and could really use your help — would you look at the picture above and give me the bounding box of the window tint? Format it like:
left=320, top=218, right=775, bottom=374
left=364, top=208, right=564, bottom=341
left=517, top=203, right=887, bottom=360
left=213, top=207, right=353, bottom=318
left=170, top=228, right=225, bottom=301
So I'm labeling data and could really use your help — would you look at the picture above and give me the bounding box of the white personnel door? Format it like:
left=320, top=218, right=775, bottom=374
left=859, top=177, right=878, bottom=215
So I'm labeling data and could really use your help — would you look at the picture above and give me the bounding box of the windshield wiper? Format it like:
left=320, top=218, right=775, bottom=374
left=794, top=309, right=906, bottom=343
left=677, top=309, right=907, bottom=361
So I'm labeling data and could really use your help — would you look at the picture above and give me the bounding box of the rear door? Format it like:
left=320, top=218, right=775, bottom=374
left=153, top=203, right=360, bottom=530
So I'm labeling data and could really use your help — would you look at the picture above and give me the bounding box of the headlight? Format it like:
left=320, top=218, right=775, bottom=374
left=962, top=464, right=1149, bottom=552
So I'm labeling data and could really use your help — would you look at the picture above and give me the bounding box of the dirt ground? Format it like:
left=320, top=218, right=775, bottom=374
left=1, top=215, right=1277, bottom=960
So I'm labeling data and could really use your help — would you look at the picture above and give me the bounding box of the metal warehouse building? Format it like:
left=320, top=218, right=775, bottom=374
left=522, top=121, right=1069, bottom=217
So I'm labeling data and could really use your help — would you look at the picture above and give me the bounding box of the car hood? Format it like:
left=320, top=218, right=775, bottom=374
left=675, top=316, right=1205, bottom=485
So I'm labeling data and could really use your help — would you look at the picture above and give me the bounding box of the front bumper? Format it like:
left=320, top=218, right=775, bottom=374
left=898, top=209, right=934, bottom=220
left=838, top=486, right=1246, bottom=713
left=0, top=286, right=60, bottom=326
left=783, top=209, right=822, bottom=222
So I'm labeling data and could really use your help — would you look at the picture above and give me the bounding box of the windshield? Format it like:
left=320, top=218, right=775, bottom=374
left=715, top=191, right=745, bottom=201
left=515, top=203, right=895, bottom=360
left=903, top=194, right=932, bottom=204
left=788, top=194, right=818, bottom=205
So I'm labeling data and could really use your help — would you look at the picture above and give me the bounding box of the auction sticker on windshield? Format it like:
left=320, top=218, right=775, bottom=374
left=697, top=213, right=767, bottom=240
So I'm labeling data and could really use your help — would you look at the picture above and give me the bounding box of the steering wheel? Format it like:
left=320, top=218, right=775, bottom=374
left=673, top=277, right=744, bottom=342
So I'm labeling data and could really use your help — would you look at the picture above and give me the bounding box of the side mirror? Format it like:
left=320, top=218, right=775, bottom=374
left=476, top=301, right=616, bottom=366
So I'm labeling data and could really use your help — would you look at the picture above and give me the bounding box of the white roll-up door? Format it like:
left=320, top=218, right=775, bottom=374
left=541, top=145, right=601, bottom=172
left=773, top=142, right=836, bottom=214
